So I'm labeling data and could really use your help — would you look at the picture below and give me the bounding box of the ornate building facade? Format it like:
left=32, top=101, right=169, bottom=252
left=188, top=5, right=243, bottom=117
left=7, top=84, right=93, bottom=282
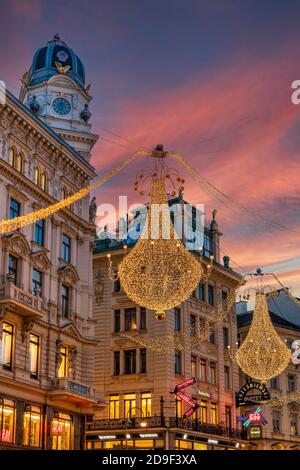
left=237, top=291, right=300, bottom=450
left=0, top=35, right=98, bottom=449
left=88, top=203, right=244, bottom=450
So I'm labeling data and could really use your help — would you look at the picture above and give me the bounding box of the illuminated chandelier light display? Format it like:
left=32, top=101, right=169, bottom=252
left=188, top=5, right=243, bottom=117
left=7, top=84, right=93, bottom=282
left=235, top=290, right=291, bottom=383
left=118, top=165, right=203, bottom=320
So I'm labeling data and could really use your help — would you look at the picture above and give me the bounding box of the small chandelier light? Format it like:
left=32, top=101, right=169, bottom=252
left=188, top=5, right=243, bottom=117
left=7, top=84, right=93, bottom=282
left=118, top=175, right=203, bottom=319
left=236, top=291, right=291, bottom=383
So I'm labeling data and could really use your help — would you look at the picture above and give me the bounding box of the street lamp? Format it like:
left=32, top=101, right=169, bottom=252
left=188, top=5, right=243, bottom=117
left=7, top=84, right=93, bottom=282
left=125, top=407, right=147, bottom=449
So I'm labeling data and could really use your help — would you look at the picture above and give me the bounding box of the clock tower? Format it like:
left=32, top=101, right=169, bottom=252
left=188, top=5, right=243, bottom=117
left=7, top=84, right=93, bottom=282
left=19, top=34, right=98, bottom=160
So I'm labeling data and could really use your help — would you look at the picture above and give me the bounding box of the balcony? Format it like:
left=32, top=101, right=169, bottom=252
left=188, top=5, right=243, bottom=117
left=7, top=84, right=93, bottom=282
left=49, top=378, right=97, bottom=406
left=87, top=416, right=163, bottom=431
left=0, top=283, right=43, bottom=318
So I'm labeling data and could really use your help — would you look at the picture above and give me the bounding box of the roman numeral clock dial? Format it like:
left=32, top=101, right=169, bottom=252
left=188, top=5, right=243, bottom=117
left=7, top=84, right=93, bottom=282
left=52, top=97, right=71, bottom=115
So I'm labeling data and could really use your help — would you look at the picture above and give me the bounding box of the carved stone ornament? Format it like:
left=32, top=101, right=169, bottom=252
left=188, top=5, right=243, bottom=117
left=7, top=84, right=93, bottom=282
left=6, top=233, right=30, bottom=257
left=68, top=346, right=78, bottom=379
left=21, top=317, right=35, bottom=343
left=55, top=339, right=64, bottom=377
left=94, top=269, right=104, bottom=304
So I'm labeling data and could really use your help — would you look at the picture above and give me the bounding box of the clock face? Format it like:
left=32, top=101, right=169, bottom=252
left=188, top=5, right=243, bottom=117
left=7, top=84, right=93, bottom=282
left=52, top=97, right=71, bottom=116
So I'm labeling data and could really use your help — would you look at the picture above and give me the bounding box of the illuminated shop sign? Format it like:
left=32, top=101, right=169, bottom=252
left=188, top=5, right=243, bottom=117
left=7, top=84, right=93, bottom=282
left=174, top=377, right=200, bottom=418
left=247, top=425, right=262, bottom=440
left=237, top=406, right=267, bottom=427
left=208, top=439, right=219, bottom=445
left=236, top=382, right=270, bottom=407
left=139, top=433, right=158, bottom=438
left=98, top=435, right=117, bottom=440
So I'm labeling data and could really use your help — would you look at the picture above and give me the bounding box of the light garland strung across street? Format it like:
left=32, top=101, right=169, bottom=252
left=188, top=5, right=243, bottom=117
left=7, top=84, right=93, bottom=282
left=0, top=149, right=145, bottom=235
left=121, top=287, right=240, bottom=353
left=231, top=289, right=291, bottom=384
left=261, top=390, right=300, bottom=408
left=118, top=164, right=203, bottom=320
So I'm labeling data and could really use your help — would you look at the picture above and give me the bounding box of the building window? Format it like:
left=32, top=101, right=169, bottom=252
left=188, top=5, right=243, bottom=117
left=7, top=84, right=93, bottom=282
left=52, top=412, right=72, bottom=450
left=225, top=405, right=232, bottom=428
left=203, top=233, right=213, bottom=257
left=41, top=172, right=47, bottom=191
left=198, top=283, right=205, bottom=301
left=211, top=403, right=218, bottom=424
left=270, top=376, right=279, bottom=390
left=9, top=198, right=20, bottom=219
left=1, top=323, right=13, bottom=370
left=224, top=366, right=230, bottom=389
left=207, top=285, right=214, bottom=306
left=23, top=404, right=41, bottom=447
left=288, top=375, right=296, bottom=393
left=58, top=346, right=68, bottom=378
left=175, top=351, right=181, bottom=375
left=114, top=276, right=121, bottom=293
left=109, top=395, right=120, bottom=419
left=287, top=339, right=293, bottom=349
left=9, top=147, right=15, bottom=166
left=140, top=307, right=146, bottom=330
left=208, top=331, right=215, bottom=344
left=113, top=351, right=120, bottom=376
left=34, top=220, right=44, bottom=246
left=222, top=290, right=228, bottom=303
left=124, top=308, right=137, bottom=332
left=200, top=401, right=208, bottom=423
left=140, top=348, right=146, bottom=373
left=223, top=327, right=229, bottom=348
left=8, top=254, right=18, bottom=285
left=190, top=314, right=196, bottom=336
left=34, top=166, right=40, bottom=186
left=200, top=358, right=206, bottom=382
left=191, top=355, right=196, bottom=377
left=61, top=285, right=69, bottom=318
left=32, top=269, right=42, bottom=296
left=291, top=415, right=298, bottom=436
left=210, top=362, right=217, bottom=385
left=61, top=234, right=71, bottom=262
left=174, top=308, right=181, bottom=332
left=272, top=411, right=281, bottom=433
left=0, top=398, right=15, bottom=443
left=141, top=392, right=151, bottom=417
left=176, top=398, right=183, bottom=418
left=114, top=310, right=120, bottom=333
left=29, top=334, right=39, bottom=378
left=124, top=350, right=136, bottom=374
left=16, top=153, right=24, bottom=173
left=124, top=394, right=136, bottom=419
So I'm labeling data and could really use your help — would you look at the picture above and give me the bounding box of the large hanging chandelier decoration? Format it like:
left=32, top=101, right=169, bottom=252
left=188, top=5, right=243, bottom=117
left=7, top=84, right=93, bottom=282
left=118, top=150, right=203, bottom=320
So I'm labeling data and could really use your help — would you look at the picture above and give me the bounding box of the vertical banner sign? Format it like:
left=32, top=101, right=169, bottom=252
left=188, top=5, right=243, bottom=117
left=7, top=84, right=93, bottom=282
left=174, top=377, right=200, bottom=418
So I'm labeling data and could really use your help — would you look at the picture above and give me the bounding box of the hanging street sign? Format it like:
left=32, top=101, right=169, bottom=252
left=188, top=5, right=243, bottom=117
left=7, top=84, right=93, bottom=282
left=236, top=381, right=270, bottom=407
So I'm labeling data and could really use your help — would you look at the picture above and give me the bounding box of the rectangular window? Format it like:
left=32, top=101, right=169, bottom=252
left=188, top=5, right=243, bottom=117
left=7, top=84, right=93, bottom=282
left=124, top=350, right=136, bottom=374
left=175, top=351, right=181, bottom=375
left=174, top=308, right=181, bottom=332
left=210, top=362, right=217, bottom=385
left=190, top=314, right=196, bottom=336
left=225, top=405, right=232, bottom=428
left=198, top=283, right=205, bottom=301
left=191, top=355, right=196, bottom=377
left=0, top=398, right=15, bottom=443
left=140, top=348, right=146, bottom=373
left=1, top=322, right=13, bottom=370
left=23, top=404, right=41, bottom=447
left=224, top=366, right=230, bottom=389
left=270, top=376, right=279, bottom=390
left=52, top=412, right=72, bottom=450
left=291, top=415, right=298, bottom=436
left=140, top=307, right=146, bottom=330
left=58, top=346, right=68, bottom=378
left=29, top=334, right=39, bottom=378
left=272, top=411, right=281, bottom=433
left=114, top=351, right=120, bottom=376
left=61, top=234, right=71, bottom=262
left=207, top=285, right=214, bottom=306
left=203, top=234, right=213, bottom=257
left=114, top=277, right=121, bottom=293
left=10, top=198, right=20, bottom=219
left=222, top=290, right=228, bottom=303
left=124, top=308, right=137, bottom=332
left=32, top=269, right=42, bottom=296
left=124, top=393, right=136, bottom=419
left=34, top=220, right=44, bottom=246
left=200, top=400, right=208, bottom=423
left=61, top=285, right=69, bottom=318
left=288, top=375, right=296, bottom=392
left=208, top=331, right=215, bottom=344
left=141, top=392, right=151, bottom=417
left=200, top=358, right=206, bottom=382
left=176, top=398, right=183, bottom=418
left=114, top=310, right=120, bottom=333
left=223, top=327, right=229, bottom=348
left=211, top=403, right=218, bottom=424
left=8, top=254, right=18, bottom=285
left=109, top=395, right=120, bottom=419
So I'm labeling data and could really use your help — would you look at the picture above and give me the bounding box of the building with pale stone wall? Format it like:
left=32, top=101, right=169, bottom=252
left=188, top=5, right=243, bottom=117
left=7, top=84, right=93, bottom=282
left=0, top=35, right=98, bottom=449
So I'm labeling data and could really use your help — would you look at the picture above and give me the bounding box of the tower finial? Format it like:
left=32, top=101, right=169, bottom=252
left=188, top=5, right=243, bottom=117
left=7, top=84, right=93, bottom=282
left=53, top=33, right=60, bottom=42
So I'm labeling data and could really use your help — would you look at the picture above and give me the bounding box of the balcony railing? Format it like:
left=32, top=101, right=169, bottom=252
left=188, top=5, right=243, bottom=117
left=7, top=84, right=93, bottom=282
left=51, top=378, right=95, bottom=399
left=0, top=283, right=42, bottom=317
left=87, top=416, right=243, bottom=439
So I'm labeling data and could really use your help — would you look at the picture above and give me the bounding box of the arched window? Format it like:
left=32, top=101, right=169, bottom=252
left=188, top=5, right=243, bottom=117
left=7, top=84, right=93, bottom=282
left=41, top=171, right=47, bottom=191
left=9, top=147, right=16, bottom=166
left=34, top=166, right=40, bottom=186
left=16, top=152, right=24, bottom=173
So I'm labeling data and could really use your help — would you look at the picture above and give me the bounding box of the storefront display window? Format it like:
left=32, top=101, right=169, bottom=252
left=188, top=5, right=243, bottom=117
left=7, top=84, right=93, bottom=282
left=23, top=404, right=41, bottom=447
left=52, top=412, right=72, bottom=450
left=0, top=398, right=15, bottom=443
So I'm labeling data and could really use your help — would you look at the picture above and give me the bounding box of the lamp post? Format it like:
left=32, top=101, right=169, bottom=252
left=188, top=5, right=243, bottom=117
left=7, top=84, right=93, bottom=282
left=125, top=406, right=147, bottom=450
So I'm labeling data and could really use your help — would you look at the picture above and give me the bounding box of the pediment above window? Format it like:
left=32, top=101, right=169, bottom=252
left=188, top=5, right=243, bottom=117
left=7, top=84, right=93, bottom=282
left=4, top=232, right=31, bottom=256
left=31, top=249, right=52, bottom=271
left=58, top=264, right=80, bottom=285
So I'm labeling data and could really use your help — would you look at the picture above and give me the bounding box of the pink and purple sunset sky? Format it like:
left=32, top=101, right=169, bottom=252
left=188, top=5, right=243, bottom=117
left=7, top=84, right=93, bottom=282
left=1, top=0, right=300, bottom=294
